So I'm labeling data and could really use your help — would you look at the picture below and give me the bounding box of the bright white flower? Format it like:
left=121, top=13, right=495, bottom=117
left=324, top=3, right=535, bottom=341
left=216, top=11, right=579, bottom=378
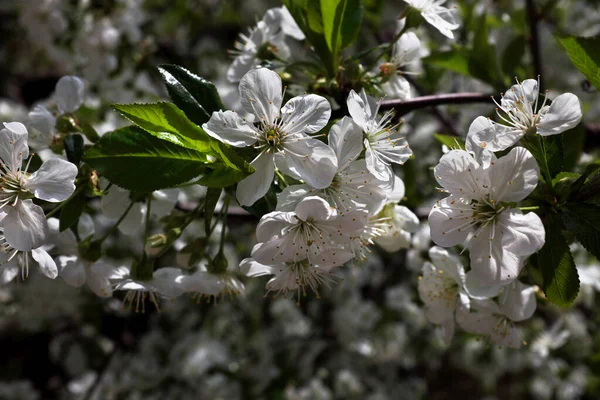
left=380, top=31, right=422, bottom=100
left=251, top=196, right=366, bottom=267
left=227, top=6, right=304, bottom=82
left=417, top=246, right=472, bottom=344
left=429, top=147, right=545, bottom=285
left=403, top=0, right=459, bottom=39
left=457, top=280, right=537, bottom=348
left=374, top=203, right=420, bottom=253
left=0, top=122, right=77, bottom=251
left=55, top=76, right=85, bottom=114
left=111, top=266, right=186, bottom=312
left=203, top=68, right=336, bottom=206
left=347, top=89, right=412, bottom=184
left=276, top=116, right=387, bottom=215
left=179, top=270, right=225, bottom=302
left=468, top=78, right=582, bottom=157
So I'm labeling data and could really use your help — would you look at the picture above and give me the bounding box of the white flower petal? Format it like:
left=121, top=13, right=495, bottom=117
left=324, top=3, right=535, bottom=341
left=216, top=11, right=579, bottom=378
left=236, top=151, right=275, bottom=206
left=239, top=257, right=275, bottom=277
left=375, top=228, right=411, bottom=252
left=152, top=267, right=185, bottom=298
left=24, top=158, right=78, bottom=202
left=59, top=255, right=86, bottom=287
left=280, top=94, right=331, bottom=135
left=364, top=139, right=393, bottom=183
left=434, top=150, right=485, bottom=199
left=256, top=211, right=298, bottom=242
left=421, top=11, right=459, bottom=39
left=86, top=264, right=113, bottom=297
left=537, top=93, right=582, bottom=136
left=381, top=75, right=412, bottom=100
left=502, top=79, right=538, bottom=109
left=78, top=213, right=95, bottom=240
left=294, top=196, right=334, bottom=221
left=464, top=270, right=502, bottom=299
left=28, top=105, right=56, bottom=148
left=100, top=187, right=131, bottom=219
left=428, top=246, right=465, bottom=284
left=0, top=122, right=29, bottom=167
left=428, top=196, right=473, bottom=247
left=466, top=116, right=524, bottom=154
left=202, top=110, right=259, bottom=147
left=394, top=205, right=420, bottom=233
left=118, top=203, right=145, bottom=235
left=328, top=116, right=363, bottom=170
left=239, top=68, right=282, bottom=123
left=499, top=209, right=545, bottom=257
left=346, top=89, right=375, bottom=131
left=4, top=200, right=49, bottom=251
left=275, top=185, right=311, bottom=212
left=283, top=138, right=337, bottom=189
left=227, top=54, right=257, bottom=83
left=393, top=32, right=421, bottom=66
left=179, top=271, right=224, bottom=296
left=32, top=247, right=58, bottom=279
left=499, top=280, right=537, bottom=322
left=55, top=76, right=85, bottom=114
left=488, top=146, right=539, bottom=202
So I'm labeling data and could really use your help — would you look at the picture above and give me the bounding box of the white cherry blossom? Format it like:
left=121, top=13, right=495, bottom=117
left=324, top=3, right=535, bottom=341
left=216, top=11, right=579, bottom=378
left=275, top=116, right=387, bottom=215
left=457, top=280, right=537, bottom=348
left=428, top=147, right=545, bottom=285
left=468, top=78, right=582, bottom=155
left=227, top=6, right=304, bottom=83
left=55, top=75, right=85, bottom=114
left=403, top=0, right=459, bottom=39
left=380, top=31, right=422, bottom=100
left=417, top=246, right=471, bottom=344
left=203, top=68, right=337, bottom=206
left=251, top=196, right=366, bottom=267
left=346, top=89, right=412, bottom=184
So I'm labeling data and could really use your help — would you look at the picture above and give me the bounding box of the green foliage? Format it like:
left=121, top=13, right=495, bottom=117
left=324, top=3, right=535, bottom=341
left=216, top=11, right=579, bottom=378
left=321, top=0, right=364, bottom=61
left=158, top=64, right=225, bottom=125
left=557, top=35, right=600, bottom=91
left=571, top=163, right=600, bottom=204
left=520, top=132, right=564, bottom=184
left=84, top=126, right=215, bottom=192
left=433, top=133, right=465, bottom=150
left=59, top=189, right=86, bottom=232
left=535, top=213, right=579, bottom=307
left=501, top=35, right=527, bottom=80
left=64, top=134, right=84, bottom=165
left=110, top=102, right=253, bottom=188
left=561, top=203, right=600, bottom=261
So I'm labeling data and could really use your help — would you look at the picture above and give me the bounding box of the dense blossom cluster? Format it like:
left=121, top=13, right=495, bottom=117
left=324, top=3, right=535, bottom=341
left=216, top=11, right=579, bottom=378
left=1, top=0, right=600, bottom=397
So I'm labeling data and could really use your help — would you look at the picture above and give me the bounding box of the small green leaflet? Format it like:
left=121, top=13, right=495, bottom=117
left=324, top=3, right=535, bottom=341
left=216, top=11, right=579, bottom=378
left=557, top=35, right=600, bottom=91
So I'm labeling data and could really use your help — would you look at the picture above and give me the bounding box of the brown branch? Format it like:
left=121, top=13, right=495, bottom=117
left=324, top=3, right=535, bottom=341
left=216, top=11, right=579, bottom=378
left=525, top=0, right=543, bottom=88
left=379, top=92, right=495, bottom=116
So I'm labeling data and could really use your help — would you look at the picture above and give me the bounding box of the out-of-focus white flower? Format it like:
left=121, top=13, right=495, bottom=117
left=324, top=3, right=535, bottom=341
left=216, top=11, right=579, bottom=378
left=403, top=0, right=459, bottom=39
left=467, top=79, right=582, bottom=160
left=227, top=6, right=304, bottom=82
left=55, top=76, right=85, bottom=114
left=347, top=89, right=412, bottom=185
left=429, top=148, right=544, bottom=285
left=380, top=30, right=423, bottom=100
left=457, top=280, right=537, bottom=348
left=204, top=68, right=336, bottom=206
left=374, top=203, right=420, bottom=252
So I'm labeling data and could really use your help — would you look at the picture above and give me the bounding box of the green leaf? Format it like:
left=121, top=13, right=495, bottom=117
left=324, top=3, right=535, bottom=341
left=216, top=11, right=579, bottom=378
left=425, top=48, right=470, bottom=77
left=563, top=123, right=586, bottom=172
left=561, top=203, right=600, bottom=261
left=59, top=189, right=86, bottom=232
left=158, top=64, right=224, bottom=126
left=112, top=102, right=213, bottom=152
left=81, top=122, right=100, bottom=143
left=321, top=0, right=363, bottom=57
left=534, top=213, right=579, bottom=307
left=501, top=35, right=527, bottom=77
left=557, top=35, right=600, bottom=91
left=64, top=134, right=84, bottom=165
left=204, top=188, right=222, bottom=235
left=468, top=13, right=499, bottom=87
left=570, top=162, right=600, bottom=194
left=433, top=133, right=465, bottom=150
left=520, top=132, right=563, bottom=183
left=83, top=126, right=213, bottom=192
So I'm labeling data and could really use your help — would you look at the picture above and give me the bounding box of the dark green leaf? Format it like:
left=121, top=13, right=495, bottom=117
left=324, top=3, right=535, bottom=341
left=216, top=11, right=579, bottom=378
left=81, top=122, right=100, bottom=143
left=501, top=35, right=527, bottom=77
left=561, top=203, right=600, bottom=261
left=557, top=35, right=600, bottom=91
left=520, top=132, right=563, bottom=182
left=468, top=13, right=499, bottom=86
left=321, top=0, right=364, bottom=57
left=64, top=134, right=84, bottom=165
left=59, top=189, right=86, bottom=232
left=158, top=64, right=225, bottom=125
left=535, top=213, right=579, bottom=307
left=563, top=123, right=586, bottom=172
left=83, top=126, right=212, bottom=192
left=204, top=188, right=222, bottom=236
left=425, top=48, right=470, bottom=77
left=112, top=102, right=213, bottom=152
left=433, top=133, right=465, bottom=150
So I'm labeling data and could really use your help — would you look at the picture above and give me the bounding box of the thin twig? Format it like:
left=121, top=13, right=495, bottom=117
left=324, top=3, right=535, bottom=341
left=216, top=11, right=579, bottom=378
left=525, top=0, right=543, bottom=88
left=379, top=92, right=494, bottom=115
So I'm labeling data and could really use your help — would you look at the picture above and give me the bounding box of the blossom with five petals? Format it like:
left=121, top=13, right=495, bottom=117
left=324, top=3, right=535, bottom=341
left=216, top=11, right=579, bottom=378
left=203, top=68, right=337, bottom=206
left=403, top=0, right=459, bottom=39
